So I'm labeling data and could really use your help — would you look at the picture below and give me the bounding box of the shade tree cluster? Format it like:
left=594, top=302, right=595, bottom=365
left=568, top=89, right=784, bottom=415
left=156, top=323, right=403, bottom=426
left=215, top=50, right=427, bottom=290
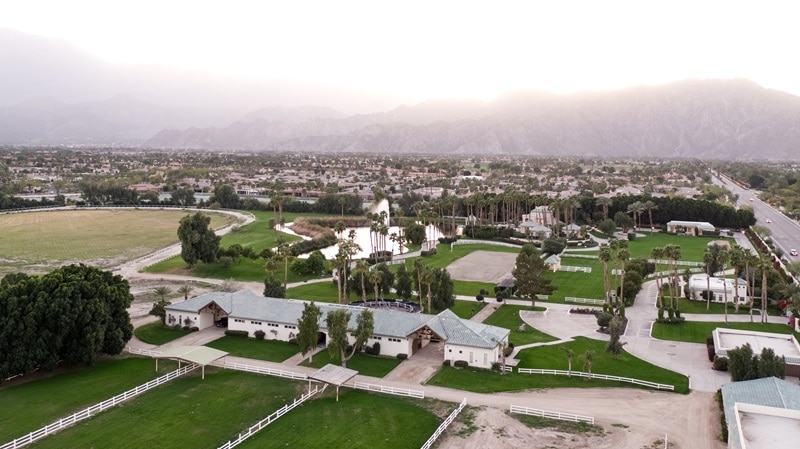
left=0, top=265, right=134, bottom=381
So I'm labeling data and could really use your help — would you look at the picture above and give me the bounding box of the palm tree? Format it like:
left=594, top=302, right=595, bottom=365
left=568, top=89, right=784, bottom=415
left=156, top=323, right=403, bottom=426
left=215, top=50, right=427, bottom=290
left=413, top=258, right=428, bottom=304
left=153, top=286, right=172, bottom=304
left=703, top=246, right=716, bottom=311
left=354, top=260, right=370, bottom=300
left=369, top=269, right=383, bottom=301
left=664, top=244, right=682, bottom=311
left=627, top=201, right=645, bottom=229
left=334, top=220, right=346, bottom=239
left=729, top=247, right=745, bottom=313
left=599, top=245, right=612, bottom=307
left=616, top=247, right=630, bottom=310
left=596, top=196, right=612, bottom=221
left=562, top=347, right=574, bottom=377
left=642, top=200, right=657, bottom=230
left=717, top=248, right=730, bottom=324
left=177, top=283, right=193, bottom=301
left=579, top=349, right=597, bottom=375
left=650, top=246, right=665, bottom=309
left=276, top=237, right=294, bottom=290
left=758, top=255, right=772, bottom=323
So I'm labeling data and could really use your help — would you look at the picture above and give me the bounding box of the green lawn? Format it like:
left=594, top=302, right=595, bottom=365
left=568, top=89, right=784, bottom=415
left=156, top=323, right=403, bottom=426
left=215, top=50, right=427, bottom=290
left=448, top=299, right=487, bottom=319
left=236, top=390, right=440, bottom=449
left=287, top=279, right=358, bottom=303
left=0, top=209, right=233, bottom=274
left=301, top=351, right=402, bottom=378
left=481, top=304, right=557, bottom=346
left=626, top=232, right=734, bottom=261
left=652, top=321, right=799, bottom=344
left=674, top=297, right=782, bottom=316
left=0, top=358, right=175, bottom=441
left=547, top=257, right=607, bottom=303
left=133, top=321, right=193, bottom=345
left=429, top=337, right=689, bottom=393
left=27, top=370, right=308, bottom=449
left=205, top=336, right=301, bottom=362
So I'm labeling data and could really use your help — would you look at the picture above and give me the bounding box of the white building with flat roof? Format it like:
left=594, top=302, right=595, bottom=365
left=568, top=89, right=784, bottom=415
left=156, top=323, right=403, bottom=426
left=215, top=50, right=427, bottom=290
left=687, top=274, right=748, bottom=303
left=713, top=327, right=800, bottom=377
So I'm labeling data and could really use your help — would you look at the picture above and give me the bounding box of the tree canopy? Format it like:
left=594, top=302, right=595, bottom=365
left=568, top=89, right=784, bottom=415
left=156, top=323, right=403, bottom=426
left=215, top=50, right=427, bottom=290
left=177, top=212, right=221, bottom=267
left=512, top=243, right=555, bottom=306
left=0, top=265, right=134, bottom=381
left=297, top=302, right=322, bottom=362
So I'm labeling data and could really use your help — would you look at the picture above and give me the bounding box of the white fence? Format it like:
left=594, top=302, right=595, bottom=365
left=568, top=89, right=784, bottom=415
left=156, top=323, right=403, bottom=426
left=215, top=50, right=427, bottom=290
left=213, top=360, right=309, bottom=381
left=353, top=382, right=424, bottom=399
left=0, top=364, right=197, bottom=449
left=536, top=294, right=549, bottom=301
left=127, top=347, right=162, bottom=357
left=558, top=265, right=592, bottom=273
left=516, top=368, right=675, bottom=391
left=509, top=404, right=595, bottom=424
left=420, top=398, right=467, bottom=449
left=565, top=297, right=605, bottom=306
left=451, top=239, right=520, bottom=250
left=562, top=253, right=597, bottom=259
left=217, top=387, right=321, bottom=449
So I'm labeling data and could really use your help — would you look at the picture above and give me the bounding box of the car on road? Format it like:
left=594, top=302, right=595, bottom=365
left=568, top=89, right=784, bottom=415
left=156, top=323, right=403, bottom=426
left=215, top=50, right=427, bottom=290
left=765, top=219, right=772, bottom=223
left=792, top=249, right=798, bottom=257
left=750, top=197, right=755, bottom=201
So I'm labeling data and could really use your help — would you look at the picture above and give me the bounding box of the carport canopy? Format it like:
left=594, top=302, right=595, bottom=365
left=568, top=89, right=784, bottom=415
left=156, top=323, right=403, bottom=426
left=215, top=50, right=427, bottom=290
left=308, top=364, right=358, bottom=401
left=155, top=345, right=228, bottom=379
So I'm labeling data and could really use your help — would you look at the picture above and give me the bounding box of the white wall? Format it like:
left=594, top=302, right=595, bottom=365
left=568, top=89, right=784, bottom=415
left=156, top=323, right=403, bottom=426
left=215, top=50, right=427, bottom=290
left=228, top=317, right=299, bottom=340
left=445, top=343, right=501, bottom=369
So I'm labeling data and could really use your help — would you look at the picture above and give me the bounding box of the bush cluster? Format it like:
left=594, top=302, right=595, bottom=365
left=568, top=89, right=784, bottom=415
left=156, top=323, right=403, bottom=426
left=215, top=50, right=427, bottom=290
left=453, top=360, right=469, bottom=368
left=225, top=330, right=249, bottom=338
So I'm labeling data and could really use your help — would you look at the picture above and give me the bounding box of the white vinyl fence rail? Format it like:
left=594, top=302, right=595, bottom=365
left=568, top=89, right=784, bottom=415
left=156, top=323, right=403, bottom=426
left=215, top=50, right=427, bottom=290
left=517, top=368, right=675, bottom=391
left=0, top=364, right=197, bottom=449
left=509, top=404, right=595, bottom=424
left=217, top=387, right=321, bottom=449
left=420, top=398, right=467, bottom=449
left=353, top=382, right=424, bottom=399
left=451, top=240, right=520, bottom=250
left=127, top=347, right=162, bottom=357
left=213, top=360, right=309, bottom=381
left=558, top=265, right=592, bottom=273
left=564, top=297, right=605, bottom=306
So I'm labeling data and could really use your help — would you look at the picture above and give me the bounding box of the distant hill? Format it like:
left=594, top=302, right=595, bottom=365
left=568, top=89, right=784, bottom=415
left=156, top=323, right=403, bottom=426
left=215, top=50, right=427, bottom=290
left=146, top=79, right=800, bottom=161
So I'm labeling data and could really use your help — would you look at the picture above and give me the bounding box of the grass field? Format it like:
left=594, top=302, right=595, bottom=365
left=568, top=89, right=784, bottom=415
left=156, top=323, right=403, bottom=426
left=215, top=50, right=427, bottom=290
left=0, top=209, right=233, bottom=274
left=449, top=299, right=487, bottom=319
left=481, top=304, right=557, bottom=346
left=651, top=321, right=799, bottom=344
left=0, top=358, right=175, bottom=441
left=547, top=257, right=607, bottom=303
left=428, top=337, right=689, bottom=393
left=205, top=336, right=301, bottom=362
left=567, top=231, right=734, bottom=262
left=235, top=389, right=440, bottom=449
left=301, top=351, right=402, bottom=378
left=133, top=321, right=193, bottom=345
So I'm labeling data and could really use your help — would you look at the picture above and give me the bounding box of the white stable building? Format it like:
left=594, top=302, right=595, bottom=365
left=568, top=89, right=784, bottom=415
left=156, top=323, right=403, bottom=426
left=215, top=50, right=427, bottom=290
left=687, top=274, right=748, bottom=304
left=165, top=290, right=510, bottom=369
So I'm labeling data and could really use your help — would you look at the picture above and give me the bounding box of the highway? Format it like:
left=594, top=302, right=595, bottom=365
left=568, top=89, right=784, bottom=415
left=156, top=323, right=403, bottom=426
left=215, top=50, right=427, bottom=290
left=715, top=174, right=800, bottom=262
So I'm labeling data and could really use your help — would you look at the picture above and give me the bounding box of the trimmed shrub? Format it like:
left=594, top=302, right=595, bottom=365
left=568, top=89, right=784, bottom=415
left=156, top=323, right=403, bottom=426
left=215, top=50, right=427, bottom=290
left=712, top=356, right=729, bottom=371
left=491, top=362, right=502, bottom=372
left=453, top=360, right=469, bottom=368
left=420, top=248, right=437, bottom=257
left=190, top=326, right=199, bottom=332
left=225, top=330, right=249, bottom=338
left=254, top=330, right=265, bottom=340
left=442, top=360, right=451, bottom=366
left=372, top=342, right=381, bottom=356
left=503, top=346, right=514, bottom=357
left=396, top=353, right=408, bottom=360
left=476, top=294, right=484, bottom=302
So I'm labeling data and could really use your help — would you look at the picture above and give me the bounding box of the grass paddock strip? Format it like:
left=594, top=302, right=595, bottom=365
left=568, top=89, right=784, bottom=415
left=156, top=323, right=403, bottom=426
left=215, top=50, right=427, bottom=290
left=0, top=364, right=197, bottom=449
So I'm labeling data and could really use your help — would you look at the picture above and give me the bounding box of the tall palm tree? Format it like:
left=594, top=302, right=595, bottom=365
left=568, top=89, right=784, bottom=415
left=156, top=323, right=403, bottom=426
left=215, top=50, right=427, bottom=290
left=599, top=245, right=612, bottom=307
left=153, top=286, right=172, bottom=304
left=616, top=247, right=630, bottom=309
left=665, top=244, right=682, bottom=310
left=642, top=200, right=657, bottom=230
left=354, top=260, right=370, bottom=300
left=717, top=248, right=730, bottom=324
left=413, top=258, right=428, bottom=304
left=758, top=255, right=772, bottom=324
left=703, top=246, right=716, bottom=311
left=729, top=247, right=745, bottom=313
left=650, top=246, right=666, bottom=309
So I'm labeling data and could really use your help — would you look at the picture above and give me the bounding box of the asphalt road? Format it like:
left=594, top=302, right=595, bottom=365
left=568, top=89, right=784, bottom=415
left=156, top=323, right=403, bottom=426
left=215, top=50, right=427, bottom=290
left=715, top=173, right=800, bottom=261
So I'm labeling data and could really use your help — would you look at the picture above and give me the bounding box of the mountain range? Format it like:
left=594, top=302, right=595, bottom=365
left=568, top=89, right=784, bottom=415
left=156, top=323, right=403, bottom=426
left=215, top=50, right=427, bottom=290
left=2, top=29, right=800, bottom=160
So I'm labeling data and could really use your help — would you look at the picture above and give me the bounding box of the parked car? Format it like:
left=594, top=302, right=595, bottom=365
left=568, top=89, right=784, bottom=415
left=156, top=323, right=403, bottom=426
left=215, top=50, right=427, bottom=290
left=791, top=249, right=798, bottom=257
left=765, top=219, right=772, bottom=223
left=214, top=316, right=228, bottom=328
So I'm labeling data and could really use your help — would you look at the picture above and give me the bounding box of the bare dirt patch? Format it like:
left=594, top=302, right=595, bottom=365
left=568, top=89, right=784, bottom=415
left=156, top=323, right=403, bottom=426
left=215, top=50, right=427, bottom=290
left=446, top=250, right=517, bottom=283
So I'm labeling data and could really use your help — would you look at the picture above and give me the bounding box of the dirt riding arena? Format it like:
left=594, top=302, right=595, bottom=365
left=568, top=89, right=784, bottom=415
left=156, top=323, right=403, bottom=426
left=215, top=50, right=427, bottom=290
left=446, top=250, right=518, bottom=283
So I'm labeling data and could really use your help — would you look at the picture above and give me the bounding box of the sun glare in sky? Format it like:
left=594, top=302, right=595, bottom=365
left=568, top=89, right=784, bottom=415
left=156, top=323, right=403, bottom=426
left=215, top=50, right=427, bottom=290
left=3, top=0, right=799, bottom=102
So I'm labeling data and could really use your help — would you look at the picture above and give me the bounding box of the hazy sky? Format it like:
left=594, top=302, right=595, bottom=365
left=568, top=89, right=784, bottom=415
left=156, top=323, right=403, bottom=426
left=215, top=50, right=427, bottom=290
left=3, top=0, right=799, bottom=102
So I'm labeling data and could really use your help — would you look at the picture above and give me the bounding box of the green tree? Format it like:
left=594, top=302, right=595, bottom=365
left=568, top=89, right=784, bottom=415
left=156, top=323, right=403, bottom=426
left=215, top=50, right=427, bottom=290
left=579, top=350, right=597, bottom=375
left=728, top=343, right=757, bottom=381
left=430, top=268, right=455, bottom=312
left=605, top=316, right=627, bottom=357
left=325, top=309, right=351, bottom=367
left=210, top=184, right=241, bottom=209
left=394, top=264, right=414, bottom=299
left=149, top=286, right=172, bottom=324
left=349, top=308, right=375, bottom=360
left=757, top=347, right=786, bottom=379
left=354, top=259, right=370, bottom=300
left=597, top=218, right=617, bottom=236
left=405, top=222, right=426, bottom=246
left=263, top=275, right=286, bottom=298
left=177, top=212, right=220, bottom=267
left=512, top=243, right=555, bottom=309
left=177, top=283, right=193, bottom=301
left=170, top=188, right=196, bottom=206
left=297, top=302, right=321, bottom=363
